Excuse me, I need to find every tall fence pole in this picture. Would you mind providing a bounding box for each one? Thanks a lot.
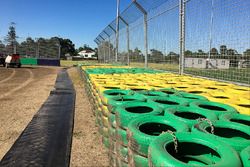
[99,35,105,63]
[127,25,130,66]
[179,0,185,75]
[119,16,130,66]
[115,0,120,63]
[58,43,61,59]
[133,0,148,68]
[108,25,116,63]
[104,31,111,63]
[208,0,214,61]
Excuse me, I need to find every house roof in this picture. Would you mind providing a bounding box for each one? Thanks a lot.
[78,50,95,54]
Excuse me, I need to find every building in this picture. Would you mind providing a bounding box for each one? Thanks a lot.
[184,58,230,69]
[78,50,96,59]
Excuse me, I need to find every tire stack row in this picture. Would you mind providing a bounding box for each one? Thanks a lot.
[82,66,249,115]
[79,65,250,167]
[105,89,250,167]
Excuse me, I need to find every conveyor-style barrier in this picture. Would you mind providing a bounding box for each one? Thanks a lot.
[0,69,75,167]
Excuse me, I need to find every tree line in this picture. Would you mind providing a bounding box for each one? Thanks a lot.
[0,23,96,59]
[98,40,250,63]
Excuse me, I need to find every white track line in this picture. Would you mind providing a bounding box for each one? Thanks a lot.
[0,69,34,99]
[0,69,16,84]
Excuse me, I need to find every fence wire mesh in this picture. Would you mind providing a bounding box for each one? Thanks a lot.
[95,0,250,85]
[184,0,250,84]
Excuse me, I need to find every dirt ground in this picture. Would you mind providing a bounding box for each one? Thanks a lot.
[68,67,109,167]
[0,66,59,159]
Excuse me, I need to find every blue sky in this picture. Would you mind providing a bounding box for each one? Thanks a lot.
[0,0,131,48]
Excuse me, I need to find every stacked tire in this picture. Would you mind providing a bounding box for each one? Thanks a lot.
[80,65,250,167]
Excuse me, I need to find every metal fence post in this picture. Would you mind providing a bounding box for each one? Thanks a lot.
[179,0,185,75]
[104,31,111,63]
[99,35,105,63]
[119,16,130,66]
[109,25,116,63]
[115,0,120,63]
[133,0,148,68]
[127,25,130,66]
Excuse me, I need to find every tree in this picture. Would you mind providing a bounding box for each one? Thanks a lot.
[130,47,143,61]
[150,49,164,63]
[184,50,193,56]
[5,22,18,54]
[210,48,218,56]
[0,40,6,55]
[243,49,250,56]
[227,49,237,56]
[51,37,76,58]
[197,49,205,55]
[83,44,94,51]
[220,45,227,55]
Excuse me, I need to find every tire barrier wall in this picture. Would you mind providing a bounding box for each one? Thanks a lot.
[84,66,249,115]
[80,65,249,167]
[0,69,76,167]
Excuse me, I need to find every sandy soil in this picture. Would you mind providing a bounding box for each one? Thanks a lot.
[0,66,59,159]
[68,67,109,167]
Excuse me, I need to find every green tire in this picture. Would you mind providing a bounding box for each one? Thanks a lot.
[101,89,133,105]
[189,101,238,116]
[240,146,250,167]
[174,92,208,102]
[107,94,146,113]
[109,138,116,154]
[116,142,128,163]
[137,90,168,98]
[102,136,110,149]
[108,125,116,140]
[116,127,128,146]
[128,148,148,167]
[158,88,180,95]
[219,113,250,127]
[115,102,163,130]
[147,96,188,110]
[127,115,189,157]
[108,112,116,128]
[148,132,242,167]
[165,106,218,127]
[192,120,250,152]
[116,156,129,167]
[108,151,116,167]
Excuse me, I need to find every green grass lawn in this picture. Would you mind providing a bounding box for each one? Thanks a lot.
[60,60,98,67]
[184,68,250,84]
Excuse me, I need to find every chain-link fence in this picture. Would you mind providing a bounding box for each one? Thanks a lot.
[95,0,250,85]
[184,0,250,84]
[0,37,60,59]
